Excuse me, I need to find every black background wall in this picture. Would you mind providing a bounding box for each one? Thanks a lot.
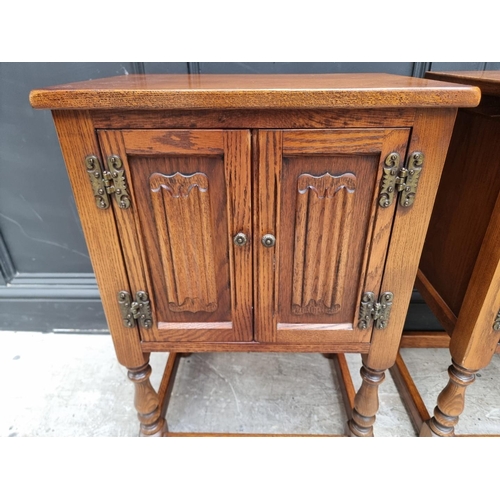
[1,62,499,332]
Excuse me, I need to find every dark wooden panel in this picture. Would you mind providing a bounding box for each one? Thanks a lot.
[419,109,500,316]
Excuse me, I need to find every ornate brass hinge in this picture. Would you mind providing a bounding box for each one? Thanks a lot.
[85,155,131,209]
[358,291,393,330]
[379,152,424,208]
[118,290,153,329]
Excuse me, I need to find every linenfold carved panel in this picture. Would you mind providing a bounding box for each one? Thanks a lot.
[150,172,218,313]
[292,173,356,315]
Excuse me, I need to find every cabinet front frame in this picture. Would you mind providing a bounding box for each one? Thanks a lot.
[77,107,451,354]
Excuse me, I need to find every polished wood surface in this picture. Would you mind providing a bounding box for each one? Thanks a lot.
[427,70,500,97]
[91,108,417,130]
[368,108,457,371]
[128,362,166,436]
[30,73,480,110]
[35,74,472,436]
[331,353,356,420]
[51,110,146,368]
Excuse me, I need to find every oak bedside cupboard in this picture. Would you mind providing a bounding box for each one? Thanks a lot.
[29,74,480,437]
[394,71,500,437]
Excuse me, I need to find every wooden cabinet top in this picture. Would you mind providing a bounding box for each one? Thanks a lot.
[426,70,500,97]
[29,73,480,110]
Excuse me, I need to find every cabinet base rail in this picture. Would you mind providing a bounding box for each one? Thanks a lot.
[152,352,358,437]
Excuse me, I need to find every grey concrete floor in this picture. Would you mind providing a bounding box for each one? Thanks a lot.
[1,331,499,437]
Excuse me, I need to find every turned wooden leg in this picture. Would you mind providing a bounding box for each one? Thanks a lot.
[128,362,166,437]
[422,360,476,437]
[348,362,385,437]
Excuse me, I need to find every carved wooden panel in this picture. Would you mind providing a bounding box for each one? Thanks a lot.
[129,155,231,327]
[149,172,218,313]
[292,172,356,315]
[277,154,376,327]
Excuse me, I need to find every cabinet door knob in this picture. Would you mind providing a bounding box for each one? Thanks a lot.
[261,234,276,248]
[233,232,248,247]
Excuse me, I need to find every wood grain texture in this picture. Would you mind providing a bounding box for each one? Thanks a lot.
[449,189,500,370]
[29,73,481,109]
[283,129,387,154]
[254,130,281,343]
[149,172,218,313]
[91,108,416,130]
[367,108,458,371]
[332,353,355,420]
[400,331,451,348]
[414,270,457,334]
[141,341,371,353]
[120,129,224,155]
[418,108,500,316]
[51,111,145,368]
[426,70,500,97]
[128,362,166,437]
[427,361,476,437]
[158,353,180,425]
[291,173,356,316]
[348,360,385,437]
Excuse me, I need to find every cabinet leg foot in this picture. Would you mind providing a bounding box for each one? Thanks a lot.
[128,362,166,437]
[424,360,476,437]
[347,362,385,437]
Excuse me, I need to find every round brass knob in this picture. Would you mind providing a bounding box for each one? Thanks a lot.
[233,232,248,247]
[261,234,276,248]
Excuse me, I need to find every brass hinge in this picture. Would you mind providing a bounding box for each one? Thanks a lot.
[358,291,393,330]
[85,155,131,210]
[118,290,153,329]
[379,152,424,208]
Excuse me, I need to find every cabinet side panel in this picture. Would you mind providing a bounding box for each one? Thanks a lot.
[51,111,145,367]
[368,108,458,370]
[419,110,500,316]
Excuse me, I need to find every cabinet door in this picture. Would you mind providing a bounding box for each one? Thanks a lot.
[255,129,410,344]
[98,130,252,343]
